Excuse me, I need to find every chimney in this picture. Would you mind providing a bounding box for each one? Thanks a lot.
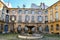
[43,3,45,9]
[40,2,43,6]
[40,2,43,9]
[23,4,26,8]
[17,6,20,8]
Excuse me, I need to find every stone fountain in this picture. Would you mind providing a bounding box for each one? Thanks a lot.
[18,33,43,40]
[18,26,43,40]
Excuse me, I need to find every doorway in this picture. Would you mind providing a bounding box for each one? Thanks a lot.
[4,25,8,33]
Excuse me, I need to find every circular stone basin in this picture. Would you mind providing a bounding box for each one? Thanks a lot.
[18,34,43,39]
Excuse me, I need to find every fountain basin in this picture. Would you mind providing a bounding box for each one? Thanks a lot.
[18,34,43,39]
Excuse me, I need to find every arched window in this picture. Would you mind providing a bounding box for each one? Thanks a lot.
[17,25,21,33]
[45,25,49,32]
[4,24,8,33]
[32,27,35,32]
[24,26,28,33]
[38,26,42,32]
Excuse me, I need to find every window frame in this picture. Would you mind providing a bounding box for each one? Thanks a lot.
[25,15,30,22]
[18,10,22,14]
[25,10,28,14]
[38,16,43,22]
[31,10,35,14]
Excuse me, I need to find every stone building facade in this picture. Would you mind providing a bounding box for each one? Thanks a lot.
[0,0,60,34]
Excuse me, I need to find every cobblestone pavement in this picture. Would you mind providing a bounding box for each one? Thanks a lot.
[0,34,60,40]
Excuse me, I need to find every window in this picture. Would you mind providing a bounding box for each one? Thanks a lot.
[38,16,42,22]
[55,6,58,10]
[50,9,53,13]
[12,10,15,14]
[45,25,49,32]
[25,10,28,14]
[0,24,3,32]
[51,25,53,31]
[31,10,35,14]
[24,26,28,33]
[1,14,4,20]
[45,16,48,21]
[55,12,58,20]
[38,11,42,14]
[5,15,9,23]
[18,10,22,14]
[25,15,30,22]
[56,24,59,30]
[31,16,34,22]
[2,7,5,13]
[18,16,22,23]
[32,27,35,32]
[17,25,21,33]
[45,10,48,14]
[45,16,48,23]
[17,25,21,31]
[24,27,28,31]
[50,15,53,21]
[6,10,9,13]
[38,26,42,32]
